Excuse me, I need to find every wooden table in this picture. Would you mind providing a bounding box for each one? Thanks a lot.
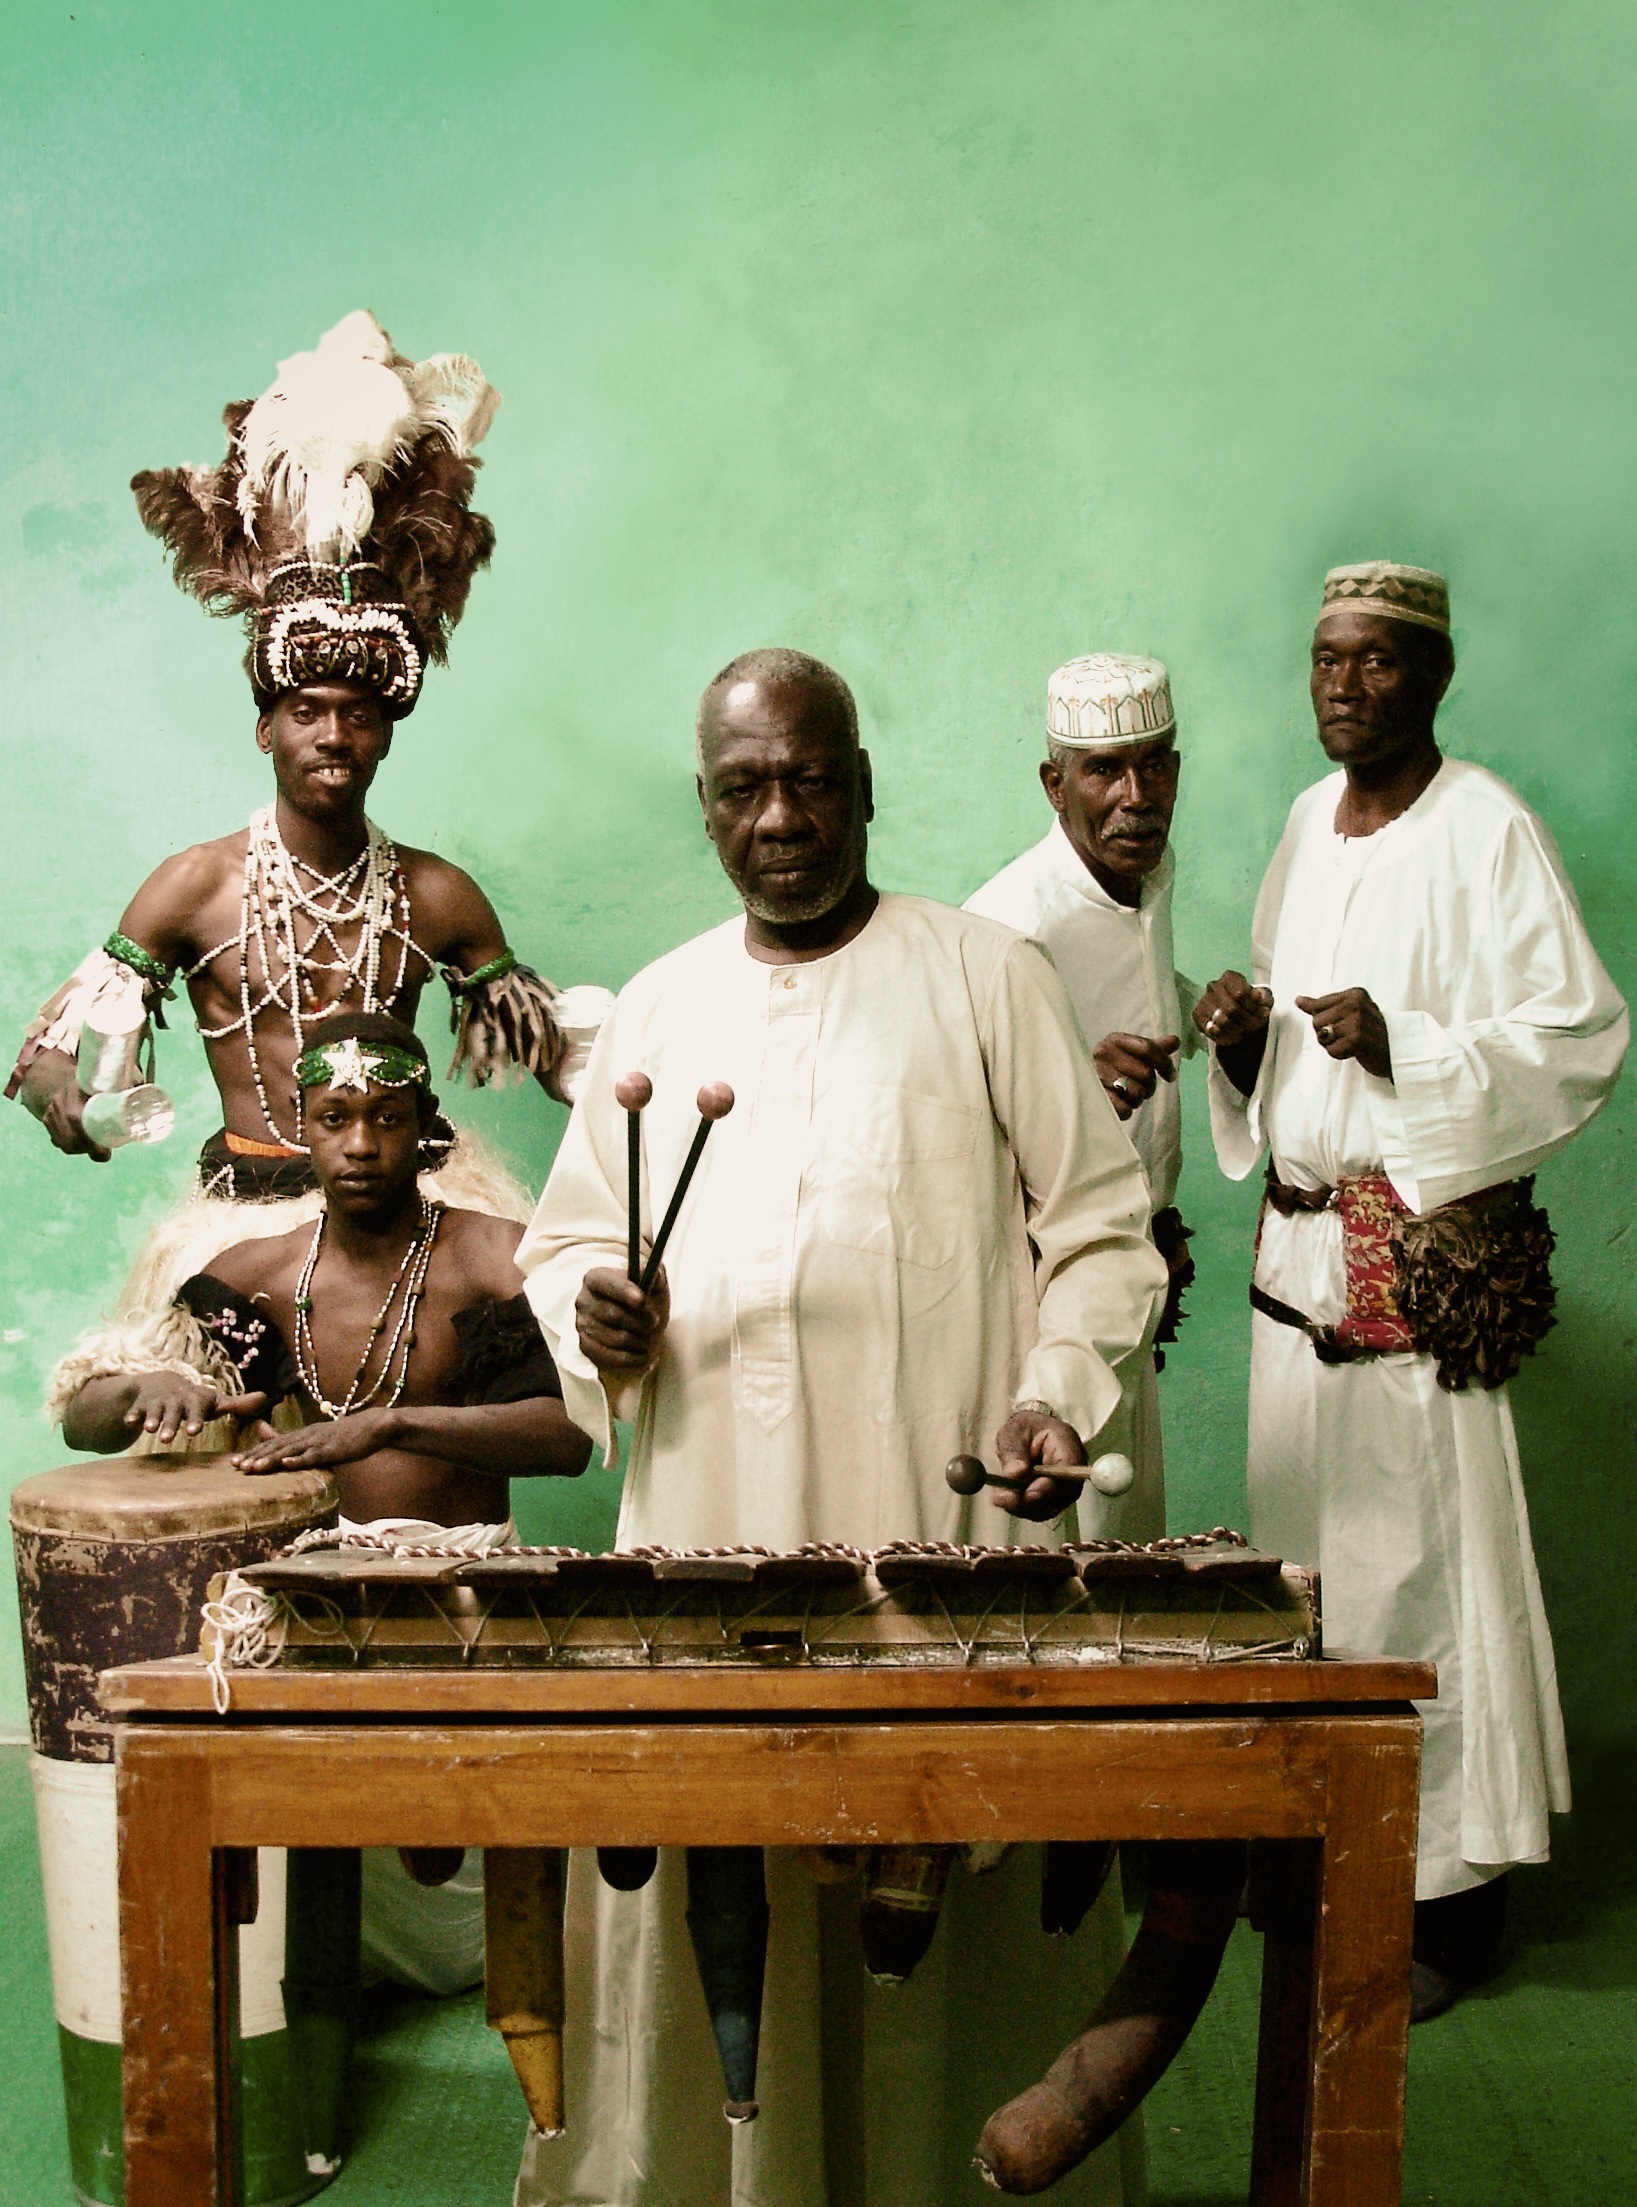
[102,1651,1431,2207]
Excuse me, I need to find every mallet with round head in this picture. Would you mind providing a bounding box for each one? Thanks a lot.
[639,1083,735,1294]
[944,1452,1137,1499]
[614,1070,654,1283]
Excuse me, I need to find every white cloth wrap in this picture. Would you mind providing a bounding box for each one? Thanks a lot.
[1209,757,1627,1897]
[19,946,150,1067]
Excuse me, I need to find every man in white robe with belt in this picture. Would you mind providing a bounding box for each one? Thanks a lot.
[1196,562,1627,2021]
[517,647,1166,2207]
[966,653,1199,1542]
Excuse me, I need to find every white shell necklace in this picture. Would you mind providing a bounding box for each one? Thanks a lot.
[292,1196,445,1419]
[188,807,434,1150]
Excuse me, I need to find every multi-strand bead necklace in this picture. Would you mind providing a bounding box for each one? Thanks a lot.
[292,1196,445,1419]
[188,806,434,1149]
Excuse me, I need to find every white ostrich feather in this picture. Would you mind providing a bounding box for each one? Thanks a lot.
[235,311,499,562]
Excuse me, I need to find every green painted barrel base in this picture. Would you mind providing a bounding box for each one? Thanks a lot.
[57,2023,338,2207]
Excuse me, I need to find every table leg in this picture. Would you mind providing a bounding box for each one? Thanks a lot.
[1251,1722,1419,2207]
[1249,1839,1319,2205]
[119,1744,238,2207]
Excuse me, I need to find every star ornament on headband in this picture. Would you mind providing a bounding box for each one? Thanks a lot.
[294,1037,430,1094]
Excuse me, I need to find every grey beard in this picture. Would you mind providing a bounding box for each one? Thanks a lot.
[729,848,862,927]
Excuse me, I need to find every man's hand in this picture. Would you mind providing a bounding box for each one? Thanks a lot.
[1294,988,1392,1080]
[1193,972,1274,1097]
[990,1405,1087,1523]
[576,1267,671,1376]
[21,1052,110,1162]
[234,1407,396,1474]
[124,1376,271,1447]
[1094,1033,1180,1121]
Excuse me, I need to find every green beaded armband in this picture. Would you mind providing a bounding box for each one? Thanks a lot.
[104,931,175,995]
[446,949,518,995]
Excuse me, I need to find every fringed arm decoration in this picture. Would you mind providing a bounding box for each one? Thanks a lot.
[45,1305,242,1428]
[445,953,574,1101]
[7,939,173,1101]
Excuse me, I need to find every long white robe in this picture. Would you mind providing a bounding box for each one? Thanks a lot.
[965,825,1200,1542]
[517,892,1165,2207]
[1208,758,1627,1899]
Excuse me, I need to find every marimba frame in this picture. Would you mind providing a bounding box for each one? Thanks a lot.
[104,1654,1428,2207]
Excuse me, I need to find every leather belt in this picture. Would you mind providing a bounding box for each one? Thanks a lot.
[1262,1167,1339,1217]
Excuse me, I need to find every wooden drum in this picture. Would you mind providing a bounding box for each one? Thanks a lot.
[11,1456,340,2207]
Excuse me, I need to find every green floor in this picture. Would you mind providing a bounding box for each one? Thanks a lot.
[3,1743,1632,2206]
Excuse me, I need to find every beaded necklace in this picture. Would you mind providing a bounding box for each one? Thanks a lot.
[187,806,435,1149]
[292,1196,444,1419]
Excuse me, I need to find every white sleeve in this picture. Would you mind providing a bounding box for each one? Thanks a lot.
[1373,811,1628,1209]
[982,938,1168,1443]
[1205,828,1290,1182]
[514,1007,636,1467]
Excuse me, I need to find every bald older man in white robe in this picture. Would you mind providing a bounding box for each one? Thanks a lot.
[517,648,1165,2207]
[1197,563,1626,2021]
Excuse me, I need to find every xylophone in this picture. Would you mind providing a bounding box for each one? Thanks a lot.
[204,1529,1319,2182]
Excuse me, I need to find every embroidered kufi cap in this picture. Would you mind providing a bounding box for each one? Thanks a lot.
[1318,562,1450,635]
[1047,654,1175,751]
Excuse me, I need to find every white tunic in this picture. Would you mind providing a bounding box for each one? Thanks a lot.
[517,892,1165,2207]
[965,825,1198,1541]
[965,825,1193,1210]
[1209,758,1627,1898]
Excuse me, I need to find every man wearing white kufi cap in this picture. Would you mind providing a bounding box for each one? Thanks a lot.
[1196,560,1627,2020]
[967,652,1197,1542]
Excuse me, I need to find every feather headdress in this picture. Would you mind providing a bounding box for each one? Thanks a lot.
[132,311,500,716]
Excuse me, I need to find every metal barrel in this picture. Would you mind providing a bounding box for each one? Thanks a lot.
[12,1455,342,2207]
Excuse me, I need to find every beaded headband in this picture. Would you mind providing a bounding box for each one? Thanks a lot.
[294,1037,430,1094]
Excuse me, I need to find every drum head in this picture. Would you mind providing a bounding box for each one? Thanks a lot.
[9,1455,336,1542]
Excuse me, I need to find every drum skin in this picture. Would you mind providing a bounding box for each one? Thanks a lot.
[11,1455,335,1761]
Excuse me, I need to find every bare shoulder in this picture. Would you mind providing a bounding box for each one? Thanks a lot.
[198,1223,309,1298]
[394,841,505,963]
[435,1207,526,1299]
[120,831,250,958]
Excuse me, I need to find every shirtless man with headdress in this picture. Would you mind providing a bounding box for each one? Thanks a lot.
[9,313,609,1309]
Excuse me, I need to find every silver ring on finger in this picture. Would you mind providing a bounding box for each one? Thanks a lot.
[1317,1025,1336,1044]
[1207,1013,1224,1035]
[1112,1076,1136,1100]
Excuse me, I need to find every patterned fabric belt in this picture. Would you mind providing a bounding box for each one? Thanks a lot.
[1253,1166,1558,1391]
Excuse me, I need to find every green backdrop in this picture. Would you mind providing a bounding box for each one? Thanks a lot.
[1,0,1631,1744]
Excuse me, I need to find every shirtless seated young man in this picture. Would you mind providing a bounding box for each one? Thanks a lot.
[58,1009,592,1993]
[62,1009,591,1522]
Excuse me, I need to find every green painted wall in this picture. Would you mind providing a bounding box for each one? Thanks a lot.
[2,1,1631,1741]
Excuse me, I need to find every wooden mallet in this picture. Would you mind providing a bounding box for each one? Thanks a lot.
[638,1082,735,1295]
[945,1451,1137,1498]
[614,1070,653,1283]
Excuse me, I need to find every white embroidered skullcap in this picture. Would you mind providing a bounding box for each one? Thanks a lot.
[1318,562,1450,635]
[1046,654,1175,751]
